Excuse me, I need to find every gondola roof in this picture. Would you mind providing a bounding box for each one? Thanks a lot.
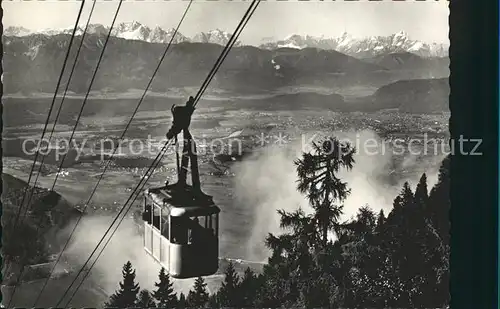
[144,182,219,216]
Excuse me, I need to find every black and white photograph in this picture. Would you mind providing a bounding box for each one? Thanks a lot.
[2,0,451,308]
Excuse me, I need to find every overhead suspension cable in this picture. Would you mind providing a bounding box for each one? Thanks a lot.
[59,1,262,305]
[5,2,86,307]
[24,0,99,219]
[49,0,124,193]
[15,0,122,300]
[62,139,172,307]
[9,0,86,234]
[10,0,98,301]
[55,0,260,306]
[193,0,259,107]
[48,0,193,305]
[54,139,173,307]
[30,0,101,302]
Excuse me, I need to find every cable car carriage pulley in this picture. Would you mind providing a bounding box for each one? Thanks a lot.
[142,96,220,279]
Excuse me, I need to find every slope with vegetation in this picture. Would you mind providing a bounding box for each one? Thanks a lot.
[349,77,449,113]
[2,173,82,284]
[3,33,449,94]
[372,78,449,113]
[105,136,450,308]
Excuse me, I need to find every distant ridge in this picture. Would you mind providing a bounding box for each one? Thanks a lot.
[5,23,448,58]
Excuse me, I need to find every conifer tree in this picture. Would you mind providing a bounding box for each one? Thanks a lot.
[427,156,450,306]
[208,293,220,308]
[386,195,403,225]
[414,173,429,210]
[218,261,241,307]
[393,195,403,209]
[429,155,450,242]
[187,277,209,308]
[153,267,177,308]
[401,182,415,207]
[375,209,385,233]
[239,267,257,307]
[295,137,355,246]
[137,290,156,308]
[355,205,377,235]
[104,261,140,308]
[177,292,187,309]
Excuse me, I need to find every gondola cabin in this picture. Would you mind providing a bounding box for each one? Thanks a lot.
[142,183,220,279]
[143,96,220,279]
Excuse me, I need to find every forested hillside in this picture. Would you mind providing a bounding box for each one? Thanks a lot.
[104,137,450,308]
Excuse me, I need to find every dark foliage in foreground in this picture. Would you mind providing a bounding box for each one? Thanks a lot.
[105,261,140,308]
[105,138,450,308]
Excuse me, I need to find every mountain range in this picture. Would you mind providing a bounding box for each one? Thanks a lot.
[260,31,448,58]
[5,22,448,58]
[3,29,449,95]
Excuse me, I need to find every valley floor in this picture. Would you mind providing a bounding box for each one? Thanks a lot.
[2,97,449,307]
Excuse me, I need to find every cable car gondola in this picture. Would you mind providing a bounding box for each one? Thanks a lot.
[142,97,220,279]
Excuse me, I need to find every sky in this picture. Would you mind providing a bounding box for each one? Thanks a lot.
[3,1,449,45]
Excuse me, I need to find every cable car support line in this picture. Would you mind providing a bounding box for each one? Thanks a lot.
[193,0,259,107]
[63,139,173,308]
[11,1,99,303]
[49,0,124,192]
[25,0,99,218]
[10,0,86,235]
[55,0,261,306]
[5,2,87,307]
[27,1,123,301]
[34,0,193,306]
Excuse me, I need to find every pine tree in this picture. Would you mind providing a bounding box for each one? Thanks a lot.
[414,173,429,210]
[218,261,241,307]
[429,156,450,243]
[186,277,209,308]
[375,209,386,233]
[386,183,414,227]
[177,292,187,309]
[387,180,441,307]
[386,195,403,225]
[295,137,355,246]
[354,205,377,235]
[420,156,450,307]
[137,290,156,308]
[239,267,257,307]
[104,261,140,308]
[208,293,220,308]
[238,146,451,308]
[393,195,403,209]
[153,267,177,308]
[255,136,356,308]
[400,182,415,207]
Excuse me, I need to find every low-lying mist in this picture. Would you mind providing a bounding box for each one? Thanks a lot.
[61,129,445,299]
[62,216,202,298]
[233,129,445,262]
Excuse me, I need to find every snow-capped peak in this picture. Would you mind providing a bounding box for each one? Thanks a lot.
[277,34,332,50]
[192,29,240,46]
[262,31,448,58]
[3,23,448,57]
[86,24,108,35]
[209,28,227,34]
[117,21,143,31]
[394,30,409,38]
[4,26,32,37]
[283,33,301,41]
[112,21,150,41]
[149,27,188,44]
[339,31,351,39]
[130,21,141,28]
